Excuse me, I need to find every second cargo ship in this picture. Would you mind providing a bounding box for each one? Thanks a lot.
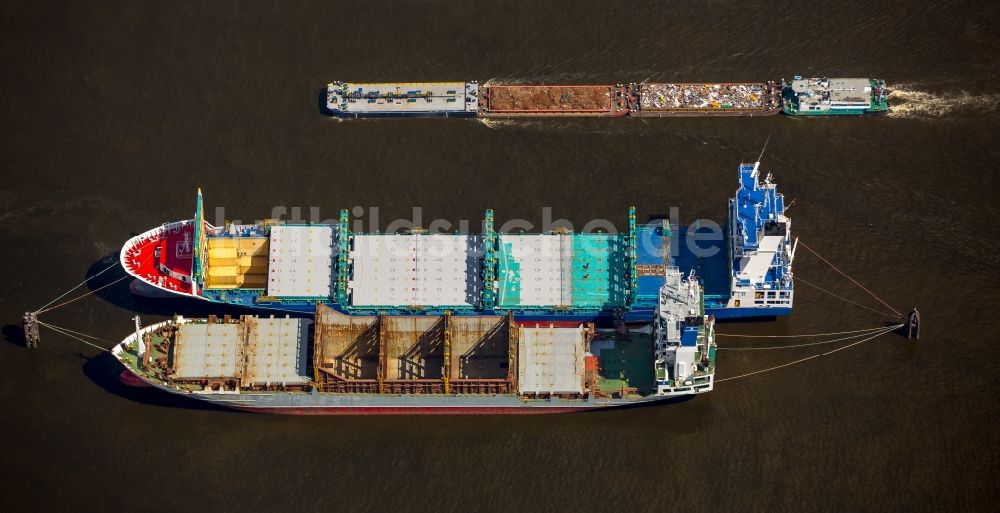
[120,162,795,323]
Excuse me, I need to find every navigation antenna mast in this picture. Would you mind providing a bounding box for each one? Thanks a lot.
[133,315,145,368]
[757,131,773,164]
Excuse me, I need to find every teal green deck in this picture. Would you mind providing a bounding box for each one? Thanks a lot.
[571,235,628,308]
[497,233,628,309]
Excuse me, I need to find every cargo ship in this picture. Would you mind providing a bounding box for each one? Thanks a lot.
[111,265,717,414]
[781,77,889,116]
[324,77,884,118]
[120,162,794,323]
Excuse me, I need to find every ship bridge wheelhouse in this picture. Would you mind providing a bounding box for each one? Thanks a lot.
[654,268,715,395]
[725,162,795,311]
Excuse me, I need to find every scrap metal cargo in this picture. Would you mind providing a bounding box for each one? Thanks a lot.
[481,84,629,117]
[632,82,782,116]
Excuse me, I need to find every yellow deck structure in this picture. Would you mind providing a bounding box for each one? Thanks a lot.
[204,237,269,289]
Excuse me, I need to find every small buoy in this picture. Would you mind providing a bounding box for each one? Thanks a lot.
[22,311,39,349]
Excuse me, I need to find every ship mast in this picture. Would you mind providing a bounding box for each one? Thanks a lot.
[133,315,145,368]
[191,188,204,296]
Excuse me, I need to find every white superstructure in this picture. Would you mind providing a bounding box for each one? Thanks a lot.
[654,268,715,396]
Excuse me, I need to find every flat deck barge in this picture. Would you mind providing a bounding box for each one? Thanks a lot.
[479,84,629,117]
[325,81,479,118]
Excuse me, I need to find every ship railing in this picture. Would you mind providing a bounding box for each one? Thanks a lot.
[316,376,512,395]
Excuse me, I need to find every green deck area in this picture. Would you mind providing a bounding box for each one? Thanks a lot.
[570,234,627,307]
[497,241,521,306]
[118,333,171,379]
[782,78,889,116]
[497,233,627,308]
[595,333,654,395]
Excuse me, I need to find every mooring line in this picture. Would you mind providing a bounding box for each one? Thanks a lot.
[715,325,899,383]
[717,324,902,351]
[36,321,111,342]
[37,321,112,353]
[717,325,890,338]
[794,276,899,318]
[34,260,120,312]
[36,276,129,314]
[797,240,903,317]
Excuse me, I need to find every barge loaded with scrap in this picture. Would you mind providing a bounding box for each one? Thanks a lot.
[324,77,886,117]
[112,266,716,414]
[120,162,794,323]
[631,82,781,117]
[480,84,630,117]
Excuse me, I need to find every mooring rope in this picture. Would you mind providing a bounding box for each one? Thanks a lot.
[717,324,902,350]
[36,321,112,342]
[36,276,129,315]
[715,324,899,383]
[34,260,121,312]
[37,321,112,353]
[717,325,891,338]
[794,276,899,318]
[797,240,903,318]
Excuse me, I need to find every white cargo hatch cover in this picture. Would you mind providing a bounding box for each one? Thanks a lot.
[349,234,482,307]
[267,225,335,297]
[517,324,586,395]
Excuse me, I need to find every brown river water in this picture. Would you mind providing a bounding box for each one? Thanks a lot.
[2,1,999,511]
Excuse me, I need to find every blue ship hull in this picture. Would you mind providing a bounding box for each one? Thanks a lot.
[225,300,658,326]
[190,213,792,324]
[200,295,785,325]
[709,306,792,320]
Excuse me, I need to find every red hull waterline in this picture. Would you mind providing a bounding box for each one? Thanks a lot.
[227,405,599,415]
[119,370,152,387]
[121,370,604,414]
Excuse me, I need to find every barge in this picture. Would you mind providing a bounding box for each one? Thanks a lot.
[324,81,479,118]
[111,265,717,414]
[631,82,781,117]
[120,162,794,322]
[323,77,887,118]
[478,84,629,117]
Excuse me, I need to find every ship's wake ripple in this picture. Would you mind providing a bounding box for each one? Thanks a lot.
[476,117,640,136]
[888,86,1000,118]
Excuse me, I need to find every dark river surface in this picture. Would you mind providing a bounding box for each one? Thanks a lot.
[2,1,999,511]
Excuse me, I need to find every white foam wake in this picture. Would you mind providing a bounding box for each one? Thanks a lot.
[888,86,1000,118]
